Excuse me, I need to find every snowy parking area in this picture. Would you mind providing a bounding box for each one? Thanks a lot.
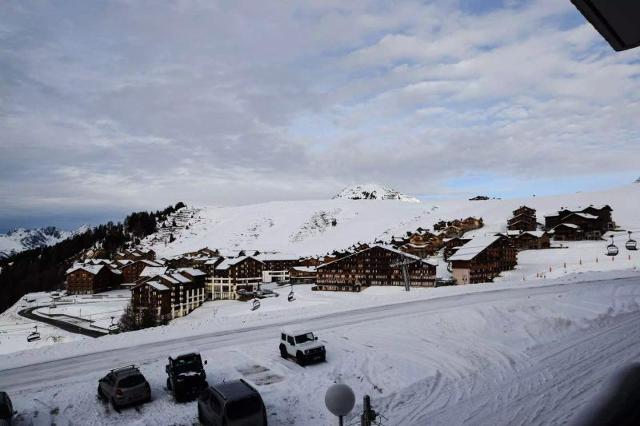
[1,270,640,425]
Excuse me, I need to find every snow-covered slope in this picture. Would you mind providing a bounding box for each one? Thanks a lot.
[142,184,640,258]
[333,184,421,203]
[0,226,85,258]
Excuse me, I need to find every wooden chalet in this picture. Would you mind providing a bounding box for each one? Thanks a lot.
[209,256,264,300]
[315,245,437,292]
[114,248,156,261]
[132,268,207,322]
[120,259,164,284]
[256,254,302,283]
[502,231,551,250]
[443,237,471,260]
[545,205,615,240]
[449,235,517,284]
[66,264,119,294]
[551,223,583,241]
[507,206,537,232]
[289,266,317,284]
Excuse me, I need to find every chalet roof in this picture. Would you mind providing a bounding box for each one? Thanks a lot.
[572,213,599,220]
[66,264,105,275]
[140,266,168,277]
[215,256,262,271]
[553,223,580,230]
[138,259,162,267]
[204,257,222,265]
[317,245,436,269]
[177,267,206,277]
[158,274,179,284]
[520,231,547,238]
[448,235,503,261]
[291,266,316,273]
[146,281,170,291]
[256,253,300,262]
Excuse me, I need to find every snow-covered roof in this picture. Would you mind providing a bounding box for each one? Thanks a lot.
[204,257,221,265]
[256,253,300,261]
[553,223,580,230]
[157,274,179,284]
[318,245,436,268]
[177,267,206,277]
[140,266,168,277]
[170,273,192,283]
[573,213,599,220]
[448,235,502,261]
[291,266,316,273]
[215,256,262,271]
[521,231,547,238]
[66,264,105,275]
[146,281,170,291]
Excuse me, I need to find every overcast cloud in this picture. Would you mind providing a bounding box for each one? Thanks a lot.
[1,0,639,230]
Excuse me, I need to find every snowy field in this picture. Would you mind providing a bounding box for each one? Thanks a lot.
[1,270,640,425]
[142,184,640,258]
[0,291,130,355]
[1,184,639,425]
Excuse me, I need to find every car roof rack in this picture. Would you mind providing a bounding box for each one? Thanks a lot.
[110,364,138,373]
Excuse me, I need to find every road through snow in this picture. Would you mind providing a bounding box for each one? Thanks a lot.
[1,275,640,425]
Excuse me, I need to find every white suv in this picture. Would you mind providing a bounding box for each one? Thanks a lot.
[279,328,326,365]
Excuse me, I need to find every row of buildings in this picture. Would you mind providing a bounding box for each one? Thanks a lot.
[544,205,614,240]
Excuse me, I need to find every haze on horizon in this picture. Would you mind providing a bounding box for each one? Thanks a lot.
[2,0,639,232]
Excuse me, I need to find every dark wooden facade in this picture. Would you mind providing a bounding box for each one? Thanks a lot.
[545,205,614,240]
[316,246,436,292]
[289,266,317,284]
[443,237,471,261]
[66,265,116,294]
[507,206,537,232]
[450,236,517,284]
[506,231,551,250]
[551,223,583,241]
[132,269,207,322]
[120,259,162,284]
[210,256,264,300]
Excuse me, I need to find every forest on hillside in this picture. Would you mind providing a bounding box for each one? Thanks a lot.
[0,202,185,313]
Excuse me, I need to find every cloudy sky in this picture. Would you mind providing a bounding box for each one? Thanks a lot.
[1,0,639,231]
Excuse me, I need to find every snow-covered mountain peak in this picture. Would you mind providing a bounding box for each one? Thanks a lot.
[333,184,420,203]
[0,226,83,258]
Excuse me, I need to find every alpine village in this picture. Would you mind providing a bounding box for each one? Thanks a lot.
[57,201,618,329]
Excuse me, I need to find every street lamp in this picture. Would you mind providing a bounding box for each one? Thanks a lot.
[325,383,356,426]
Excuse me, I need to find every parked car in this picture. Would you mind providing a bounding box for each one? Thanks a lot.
[166,353,208,401]
[97,365,151,410]
[0,392,15,426]
[198,379,267,426]
[279,328,326,366]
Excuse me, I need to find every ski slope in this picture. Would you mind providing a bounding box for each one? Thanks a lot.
[1,271,640,425]
[142,184,640,258]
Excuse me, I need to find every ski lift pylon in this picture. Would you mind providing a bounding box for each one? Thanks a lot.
[27,325,41,342]
[626,231,637,251]
[606,235,619,257]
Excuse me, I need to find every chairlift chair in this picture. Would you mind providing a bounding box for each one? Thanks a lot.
[626,231,638,251]
[251,298,261,311]
[27,325,41,342]
[108,316,119,334]
[606,236,619,257]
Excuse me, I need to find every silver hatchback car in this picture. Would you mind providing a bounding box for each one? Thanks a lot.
[97,365,151,410]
